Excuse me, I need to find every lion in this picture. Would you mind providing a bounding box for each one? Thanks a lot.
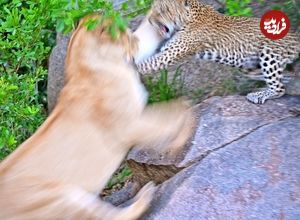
[0,14,193,220]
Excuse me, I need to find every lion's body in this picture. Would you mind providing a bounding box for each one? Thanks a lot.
[0,14,192,219]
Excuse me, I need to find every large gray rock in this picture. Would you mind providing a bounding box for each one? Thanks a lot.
[142,115,300,220]
[101,96,300,217]
[127,96,300,185]
[124,96,300,219]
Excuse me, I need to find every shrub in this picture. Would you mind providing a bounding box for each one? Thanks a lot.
[0,0,55,160]
[0,70,47,159]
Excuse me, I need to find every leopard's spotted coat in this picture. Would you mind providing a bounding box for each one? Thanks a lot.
[138,0,300,104]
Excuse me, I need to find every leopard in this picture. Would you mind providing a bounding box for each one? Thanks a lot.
[135,0,300,104]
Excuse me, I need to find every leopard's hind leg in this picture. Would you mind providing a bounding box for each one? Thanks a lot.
[246,48,286,104]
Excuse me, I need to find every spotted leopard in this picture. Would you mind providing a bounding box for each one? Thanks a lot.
[136,0,300,104]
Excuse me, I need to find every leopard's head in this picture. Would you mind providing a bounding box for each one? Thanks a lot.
[147,0,197,39]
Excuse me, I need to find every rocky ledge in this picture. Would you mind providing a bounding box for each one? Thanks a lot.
[122,95,300,220]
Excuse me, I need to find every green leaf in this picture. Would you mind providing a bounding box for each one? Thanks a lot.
[56,20,65,33]
[84,18,100,31]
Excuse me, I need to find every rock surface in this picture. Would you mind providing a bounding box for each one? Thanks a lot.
[126,95,300,220]
[47,33,70,112]
[127,96,300,180]
[142,116,300,220]
[103,181,140,206]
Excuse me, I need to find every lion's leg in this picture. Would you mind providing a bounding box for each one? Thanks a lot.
[130,99,194,154]
[9,180,155,220]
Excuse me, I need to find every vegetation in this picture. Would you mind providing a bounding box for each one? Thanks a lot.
[145,69,184,104]
[0,71,46,159]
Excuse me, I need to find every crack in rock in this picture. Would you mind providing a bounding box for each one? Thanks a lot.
[184,113,299,168]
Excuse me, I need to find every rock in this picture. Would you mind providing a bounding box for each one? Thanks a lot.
[142,115,300,219]
[102,181,140,206]
[127,95,300,185]
[199,0,224,10]
[126,95,300,219]
[47,33,71,113]
[178,95,300,167]
[286,76,300,96]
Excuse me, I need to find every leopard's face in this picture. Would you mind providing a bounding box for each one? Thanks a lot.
[148,0,192,39]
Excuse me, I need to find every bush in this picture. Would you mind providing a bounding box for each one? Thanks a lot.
[0,70,47,159]
[0,0,55,160]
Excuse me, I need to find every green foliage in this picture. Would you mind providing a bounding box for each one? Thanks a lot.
[51,0,152,34]
[0,0,154,80]
[119,0,153,18]
[145,69,184,104]
[0,1,54,76]
[224,0,299,29]
[0,0,54,160]
[225,0,253,16]
[0,70,47,160]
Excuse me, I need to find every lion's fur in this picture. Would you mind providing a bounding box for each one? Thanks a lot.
[0,14,193,219]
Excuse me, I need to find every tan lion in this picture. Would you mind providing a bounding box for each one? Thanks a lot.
[0,14,193,220]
